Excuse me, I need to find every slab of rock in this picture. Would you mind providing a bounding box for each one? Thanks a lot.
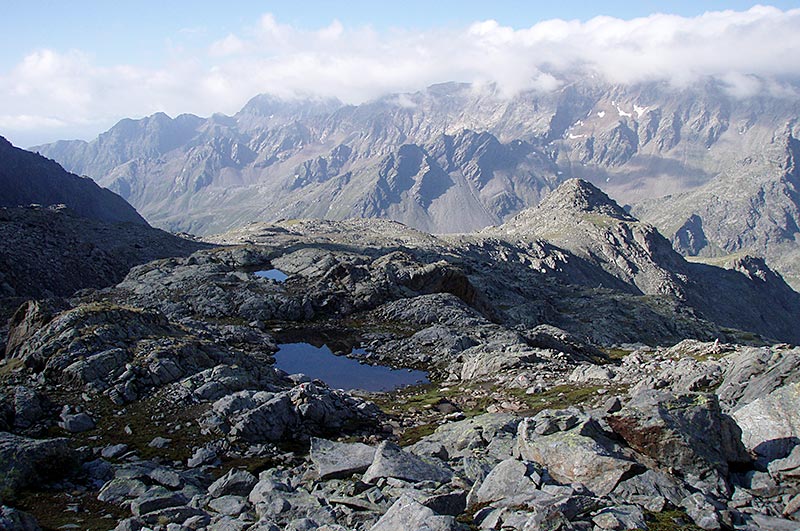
[680,493,722,531]
[130,489,188,516]
[716,346,800,411]
[208,469,258,498]
[611,469,689,510]
[309,438,376,480]
[97,478,149,504]
[362,441,452,484]
[592,505,646,530]
[407,413,519,461]
[0,505,41,531]
[228,395,299,442]
[148,437,172,448]
[148,468,183,489]
[0,432,77,497]
[607,390,748,496]
[369,495,461,531]
[187,446,218,468]
[769,445,800,478]
[469,458,542,507]
[208,495,248,516]
[515,409,636,496]
[101,443,129,459]
[11,386,45,430]
[732,382,800,461]
[59,411,95,433]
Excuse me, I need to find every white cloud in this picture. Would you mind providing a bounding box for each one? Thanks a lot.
[2,6,800,146]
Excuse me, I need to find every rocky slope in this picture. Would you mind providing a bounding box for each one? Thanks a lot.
[0,206,207,301]
[633,131,800,289]
[487,179,800,344]
[0,136,146,225]
[1,179,800,530]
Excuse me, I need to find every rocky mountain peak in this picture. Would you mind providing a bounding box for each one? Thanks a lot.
[537,179,635,221]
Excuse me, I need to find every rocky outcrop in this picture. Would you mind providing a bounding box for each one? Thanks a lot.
[202,383,382,443]
[607,390,749,497]
[515,409,637,496]
[0,433,78,500]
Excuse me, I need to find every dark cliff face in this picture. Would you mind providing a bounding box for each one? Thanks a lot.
[0,136,147,226]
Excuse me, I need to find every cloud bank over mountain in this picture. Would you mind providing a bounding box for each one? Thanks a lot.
[2,5,800,145]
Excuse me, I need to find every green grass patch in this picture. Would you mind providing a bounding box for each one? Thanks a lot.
[601,348,632,362]
[15,489,127,531]
[644,509,703,530]
[399,423,439,446]
[508,384,610,415]
[0,358,24,378]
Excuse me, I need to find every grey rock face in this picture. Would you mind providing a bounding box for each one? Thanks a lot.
[362,441,453,484]
[592,505,646,530]
[607,390,749,496]
[130,490,188,516]
[732,382,800,461]
[469,458,543,507]
[0,506,41,531]
[98,478,149,504]
[407,414,520,461]
[369,494,463,531]
[205,383,380,443]
[207,469,258,498]
[309,438,376,480]
[515,409,636,496]
[0,432,77,500]
[716,346,800,411]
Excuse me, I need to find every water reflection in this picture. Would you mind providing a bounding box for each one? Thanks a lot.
[255,269,288,282]
[274,342,428,392]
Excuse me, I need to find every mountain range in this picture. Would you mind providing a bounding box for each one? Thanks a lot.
[33,79,800,288]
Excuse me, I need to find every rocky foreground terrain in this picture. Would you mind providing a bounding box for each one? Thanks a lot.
[1,180,800,530]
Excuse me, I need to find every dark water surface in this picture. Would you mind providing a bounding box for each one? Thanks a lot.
[274,342,428,392]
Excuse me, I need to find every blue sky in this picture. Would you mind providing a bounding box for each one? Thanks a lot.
[2,2,800,146]
[4,1,799,70]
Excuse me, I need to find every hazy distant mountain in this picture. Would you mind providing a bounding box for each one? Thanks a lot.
[34,79,800,283]
[632,131,800,288]
[0,135,146,225]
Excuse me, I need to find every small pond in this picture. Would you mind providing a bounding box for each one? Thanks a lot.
[254,269,288,282]
[274,342,428,392]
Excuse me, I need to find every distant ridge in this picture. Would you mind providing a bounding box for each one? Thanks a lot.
[0,135,147,225]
